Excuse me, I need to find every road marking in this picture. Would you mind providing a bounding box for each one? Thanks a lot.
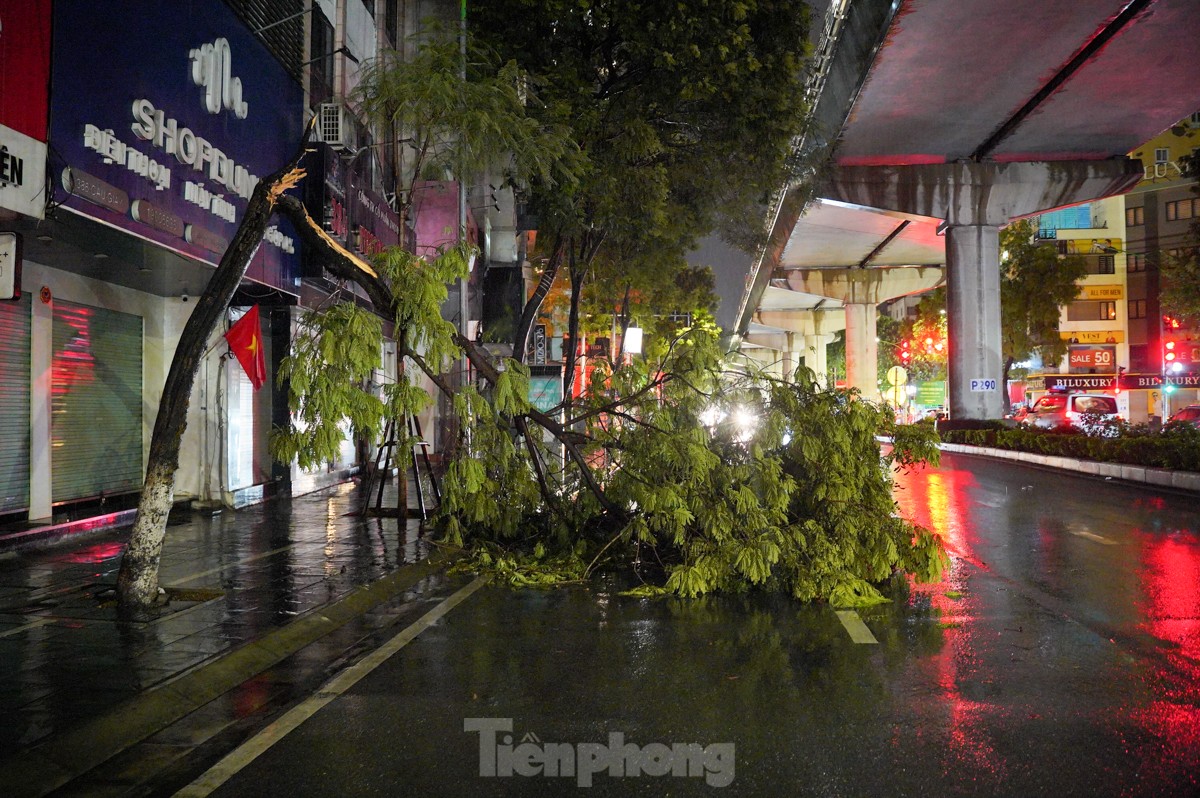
[0,617,52,639]
[173,575,488,798]
[835,610,879,644]
[1069,530,1118,545]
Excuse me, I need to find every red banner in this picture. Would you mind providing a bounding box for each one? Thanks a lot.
[0,0,51,140]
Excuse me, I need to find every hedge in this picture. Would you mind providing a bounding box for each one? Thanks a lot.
[936,423,1200,472]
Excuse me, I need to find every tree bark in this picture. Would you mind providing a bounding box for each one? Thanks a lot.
[116,125,313,612]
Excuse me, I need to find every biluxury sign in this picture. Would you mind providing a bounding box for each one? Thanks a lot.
[49,1,304,289]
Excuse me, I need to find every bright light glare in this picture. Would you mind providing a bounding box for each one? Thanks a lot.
[625,326,643,354]
[731,407,759,443]
[699,405,724,428]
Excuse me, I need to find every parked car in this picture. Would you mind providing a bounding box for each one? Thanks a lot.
[1166,405,1200,429]
[1022,392,1120,432]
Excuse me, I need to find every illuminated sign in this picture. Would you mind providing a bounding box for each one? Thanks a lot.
[1080,284,1123,301]
[1069,345,1115,370]
[50,0,303,290]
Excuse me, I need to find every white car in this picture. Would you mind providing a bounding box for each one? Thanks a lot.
[1022,393,1120,432]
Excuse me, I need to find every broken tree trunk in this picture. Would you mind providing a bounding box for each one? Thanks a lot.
[116,125,312,612]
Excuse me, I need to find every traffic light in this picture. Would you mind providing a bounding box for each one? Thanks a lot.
[899,340,911,364]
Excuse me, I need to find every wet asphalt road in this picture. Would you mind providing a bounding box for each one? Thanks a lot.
[187,452,1200,797]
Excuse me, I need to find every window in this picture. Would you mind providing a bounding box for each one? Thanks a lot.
[1128,253,1146,273]
[1068,300,1118,322]
[309,9,335,106]
[1166,198,1197,222]
[1128,299,1146,319]
[1126,206,1144,227]
[1096,255,1115,274]
[1155,147,1170,164]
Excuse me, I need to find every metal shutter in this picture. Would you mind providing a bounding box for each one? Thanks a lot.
[51,301,143,502]
[0,295,31,512]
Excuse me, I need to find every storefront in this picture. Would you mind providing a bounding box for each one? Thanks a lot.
[9,0,308,517]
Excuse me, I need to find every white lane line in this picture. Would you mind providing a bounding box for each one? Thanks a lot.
[167,545,298,585]
[835,610,879,644]
[1069,530,1118,545]
[173,575,489,798]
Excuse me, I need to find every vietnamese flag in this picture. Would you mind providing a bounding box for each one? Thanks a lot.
[225,305,267,390]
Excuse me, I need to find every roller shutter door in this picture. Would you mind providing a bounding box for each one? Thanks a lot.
[51,301,143,502]
[0,295,31,512]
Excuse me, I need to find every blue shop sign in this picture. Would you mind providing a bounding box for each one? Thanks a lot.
[50,1,304,291]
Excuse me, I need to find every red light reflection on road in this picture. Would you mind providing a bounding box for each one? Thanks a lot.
[1129,531,1200,786]
[54,541,124,564]
[894,465,978,560]
[895,463,1004,780]
[1138,533,1200,677]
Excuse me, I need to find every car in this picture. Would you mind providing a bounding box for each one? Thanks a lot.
[1022,392,1120,432]
[1167,405,1200,429]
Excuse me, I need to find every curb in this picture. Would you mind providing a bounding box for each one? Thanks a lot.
[0,551,458,798]
[938,442,1200,494]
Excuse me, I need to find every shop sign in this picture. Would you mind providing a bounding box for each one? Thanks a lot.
[1069,345,1116,371]
[49,0,304,289]
[1060,329,1124,344]
[1058,238,1122,255]
[1079,285,1123,301]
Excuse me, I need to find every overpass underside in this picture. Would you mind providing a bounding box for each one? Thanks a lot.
[737,0,1200,418]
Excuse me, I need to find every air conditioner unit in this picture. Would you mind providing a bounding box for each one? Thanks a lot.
[316,103,352,152]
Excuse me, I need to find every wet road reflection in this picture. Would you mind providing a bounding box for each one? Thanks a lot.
[201,454,1200,797]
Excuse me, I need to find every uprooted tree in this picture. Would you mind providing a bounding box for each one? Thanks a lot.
[117,16,948,612]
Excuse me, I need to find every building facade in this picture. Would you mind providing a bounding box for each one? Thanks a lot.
[0,0,489,527]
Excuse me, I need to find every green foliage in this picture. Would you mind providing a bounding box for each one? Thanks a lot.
[271,303,386,470]
[471,0,813,310]
[1000,219,1087,377]
[448,325,947,606]
[1162,154,1200,324]
[938,423,1200,472]
[271,245,471,471]
[448,543,587,588]
[353,31,580,226]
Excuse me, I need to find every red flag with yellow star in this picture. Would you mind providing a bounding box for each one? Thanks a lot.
[225,305,267,390]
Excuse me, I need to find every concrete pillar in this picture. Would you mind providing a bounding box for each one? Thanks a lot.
[831,159,1142,419]
[844,302,878,400]
[782,333,796,383]
[945,224,1004,419]
[804,333,829,386]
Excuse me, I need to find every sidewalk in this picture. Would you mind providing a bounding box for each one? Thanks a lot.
[0,479,454,797]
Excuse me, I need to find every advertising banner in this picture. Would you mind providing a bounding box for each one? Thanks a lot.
[49,0,304,290]
[1068,345,1116,371]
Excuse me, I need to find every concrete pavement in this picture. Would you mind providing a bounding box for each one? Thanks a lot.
[0,480,459,797]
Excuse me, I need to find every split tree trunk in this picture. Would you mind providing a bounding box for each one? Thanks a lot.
[116,128,312,612]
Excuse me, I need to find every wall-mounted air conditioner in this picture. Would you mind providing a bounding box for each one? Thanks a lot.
[316,103,353,152]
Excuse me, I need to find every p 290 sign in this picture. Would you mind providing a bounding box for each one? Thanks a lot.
[969,379,997,392]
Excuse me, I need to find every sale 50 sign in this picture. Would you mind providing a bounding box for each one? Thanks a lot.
[1069,345,1116,371]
